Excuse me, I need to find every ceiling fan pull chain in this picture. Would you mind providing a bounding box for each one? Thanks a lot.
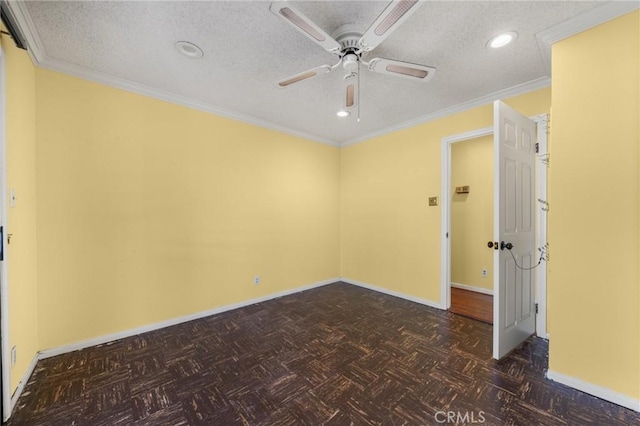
[269,1,435,114]
[357,59,361,122]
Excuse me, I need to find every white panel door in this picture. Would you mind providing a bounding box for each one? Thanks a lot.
[493,101,536,360]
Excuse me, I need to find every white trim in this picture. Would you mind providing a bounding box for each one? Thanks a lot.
[6,0,550,149]
[39,278,338,359]
[342,78,550,147]
[450,282,493,296]
[3,1,43,69]
[535,1,640,75]
[440,115,548,334]
[7,1,638,149]
[36,57,340,147]
[342,278,444,310]
[546,370,640,413]
[9,352,37,413]
[3,2,338,148]
[534,114,549,339]
[0,46,11,423]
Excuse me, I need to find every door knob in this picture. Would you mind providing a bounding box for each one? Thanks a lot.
[487,241,494,248]
[487,241,499,250]
[500,241,514,251]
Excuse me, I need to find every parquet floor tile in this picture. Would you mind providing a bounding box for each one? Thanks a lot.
[6,282,640,425]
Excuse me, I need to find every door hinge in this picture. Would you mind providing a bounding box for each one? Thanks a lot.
[535,303,539,314]
[0,226,3,261]
[535,143,539,153]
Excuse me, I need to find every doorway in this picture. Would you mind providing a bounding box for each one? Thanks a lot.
[440,112,549,340]
[449,134,494,324]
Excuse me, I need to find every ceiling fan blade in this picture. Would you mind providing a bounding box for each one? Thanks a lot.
[358,0,423,52]
[344,74,358,110]
[277,65,333,88]
[368,58,436,82]
[270,2,341,54]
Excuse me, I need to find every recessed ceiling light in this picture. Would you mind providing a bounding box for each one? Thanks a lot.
[175,41,203,59]
[487,31,518,49]
[337,110,350,117]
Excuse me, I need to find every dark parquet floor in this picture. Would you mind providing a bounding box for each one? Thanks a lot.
[6,282,640,425]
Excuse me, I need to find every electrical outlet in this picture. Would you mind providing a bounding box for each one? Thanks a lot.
[481,269,488,278]
[11,346,16,367]
[428,196,439,206]
[254,275,260,286]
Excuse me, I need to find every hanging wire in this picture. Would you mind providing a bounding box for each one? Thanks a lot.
[537,153,550,167]
[506,243,549,270]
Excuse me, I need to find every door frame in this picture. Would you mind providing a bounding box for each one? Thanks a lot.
[440,113,548,338]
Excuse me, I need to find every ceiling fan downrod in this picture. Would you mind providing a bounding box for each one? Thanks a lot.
[270,1,436,116]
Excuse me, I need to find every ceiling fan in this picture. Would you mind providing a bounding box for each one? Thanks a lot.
[270,0,436,117]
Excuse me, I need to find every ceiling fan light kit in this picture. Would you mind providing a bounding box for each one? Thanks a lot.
[270,0,436,118]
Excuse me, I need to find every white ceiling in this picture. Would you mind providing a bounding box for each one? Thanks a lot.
[7,1,637,145]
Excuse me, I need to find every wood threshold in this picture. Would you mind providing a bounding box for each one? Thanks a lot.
[450,286,493,324]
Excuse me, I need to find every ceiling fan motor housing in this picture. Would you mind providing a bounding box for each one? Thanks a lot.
[332,24,363,54]
[270,1,435,111]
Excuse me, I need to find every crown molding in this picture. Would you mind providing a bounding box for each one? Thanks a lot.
[37,56,341,147]
[4,1,43,66]
[343,0,640,147]
[6,1,638,149]
[535,1,640,75]
[341,76,551,147]
[4,1,340,147]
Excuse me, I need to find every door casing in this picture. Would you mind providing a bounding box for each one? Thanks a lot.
[440,113,549,338]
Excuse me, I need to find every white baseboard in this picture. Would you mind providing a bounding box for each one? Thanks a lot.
[450,282,493,296]
[39,277,339,359]
[9,352,39,415]
[546,370,640,412]
[9,279,639,418]
[342,278,444,310]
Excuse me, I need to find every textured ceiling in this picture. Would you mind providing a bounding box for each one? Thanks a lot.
[10,1,629,144]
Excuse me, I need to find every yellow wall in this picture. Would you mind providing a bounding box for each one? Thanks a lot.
[548,11,639,399]
[451,135,493,290]
[1,34,40,394]
[35,69,340,349]
[4,7,638,409]
[340,88,550,302]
